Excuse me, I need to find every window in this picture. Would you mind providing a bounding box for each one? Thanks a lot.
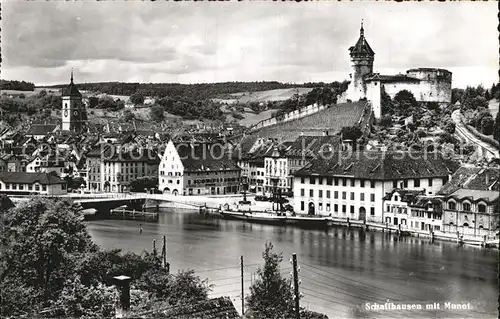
[394,196,399,201]
[309,189,314,197]
[342,178,347,186]
[319,190,323,198]
[360,193,365,201]
[370,207,375,216]
[319,203,323,211]
[370,180,375,188]
[370,194,375,202]
[478,204,486,213]
[334,178,339,186]
[342,205,346,213]
[350,192,354,200]
[300,189,305,197]
[188,180,191,185]
[342,192,346,200]
[350,206,355,214]
[42,185,47,191]
[326,203,331,212]
[360,179,365,188]
[428,178,433,187]
[12,184,17,190]
[403,180,408,188]
[334,191,338,199]
[301,177,305,184]
[326,177,332,185]
[334,204,338,212]
[310,177,315,184]
[301,201,305,211]
[448,201,456,210]
[393,180,397,188]
[318,178,323,185]
[326,190,331,199]
[386,205,390,212]
[350,179,355,187]
[463,202,471,212]
[19,184,24,190]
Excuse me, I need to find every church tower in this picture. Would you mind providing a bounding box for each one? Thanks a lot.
[348,21,375,101]
[61,70,87,132]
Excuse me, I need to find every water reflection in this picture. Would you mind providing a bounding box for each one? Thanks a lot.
[87,209,498,319]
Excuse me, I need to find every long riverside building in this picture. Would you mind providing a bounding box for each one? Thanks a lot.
[292,151,459,223]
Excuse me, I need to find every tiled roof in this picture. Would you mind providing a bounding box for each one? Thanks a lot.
[293,151,459,180]
[131,297,240,319]
[61,79,82,97]
[27,124,58,136]
[0,172,65,185]
[365,74,420,83]
[438,166,500,195]
[286,135,341,158]
[349,25,375,57]
[383,189,424,201]
[447,189,499,203]
[175,142,241,172]
[86,145,159,163]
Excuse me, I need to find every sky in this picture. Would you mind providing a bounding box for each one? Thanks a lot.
[1,1,498,88]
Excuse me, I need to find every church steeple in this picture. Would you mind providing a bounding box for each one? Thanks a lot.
[70,68,74,84]
[360,20,364,37]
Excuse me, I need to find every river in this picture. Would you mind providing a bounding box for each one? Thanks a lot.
[86,208,498,319]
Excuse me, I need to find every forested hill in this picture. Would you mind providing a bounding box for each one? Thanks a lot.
[42,81,339,101]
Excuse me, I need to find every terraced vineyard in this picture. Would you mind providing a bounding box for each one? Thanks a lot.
[253,102,369,141]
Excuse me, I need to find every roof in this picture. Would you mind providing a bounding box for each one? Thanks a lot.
[293,151,459,180]
[407,68,452,74]
[175,142,241,172]
[61,73,82,97]
[349,24,375,57]
[86,145,159,164]
[130,297,240,319]
[383,188,425,201]
[0,172,65,185]
[286,135,341,158]
[438,166,500,195]
[26,124,58,136]
[447,189,499,203]
[365,74,420,83]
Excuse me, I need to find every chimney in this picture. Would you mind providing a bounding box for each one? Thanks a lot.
[113,275,132,318]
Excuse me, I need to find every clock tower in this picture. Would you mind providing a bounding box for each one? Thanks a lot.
[61,70,87,132]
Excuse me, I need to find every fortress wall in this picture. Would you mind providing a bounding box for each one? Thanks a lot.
[406,69,452,103]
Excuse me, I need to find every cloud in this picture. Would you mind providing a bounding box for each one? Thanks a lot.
[1,1,497,87]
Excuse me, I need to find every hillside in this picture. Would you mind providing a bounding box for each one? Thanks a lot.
[213,87,314,104]
[252,102,369,142]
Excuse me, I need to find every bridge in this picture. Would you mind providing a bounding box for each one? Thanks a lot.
[452,110,499,161]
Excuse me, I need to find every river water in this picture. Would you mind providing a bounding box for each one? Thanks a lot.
[86,208,498,319]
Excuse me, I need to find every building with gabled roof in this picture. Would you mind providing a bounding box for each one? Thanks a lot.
[26,124,59,140]
[159,139,241,196]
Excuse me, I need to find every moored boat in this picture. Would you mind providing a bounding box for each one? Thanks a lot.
[285,215,332,228]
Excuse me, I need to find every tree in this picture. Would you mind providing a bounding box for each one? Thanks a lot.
[444,122,456,134]
[130,176,158,192]
[493,111,500,142]
[150,105,165,122]
[481,116,495,135]
[393,90,419,117]
[245,242,294,319]
[0,198,97,314]
[340,126,363,141]
[130,92,145,105]
[381,88,395,115]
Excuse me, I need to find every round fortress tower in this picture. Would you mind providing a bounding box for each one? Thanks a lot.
[405,68,452,103]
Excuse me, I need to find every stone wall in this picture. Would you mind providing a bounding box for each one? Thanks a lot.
[250,103,328,132]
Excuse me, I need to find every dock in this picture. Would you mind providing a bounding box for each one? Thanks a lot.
[109,208,159,222]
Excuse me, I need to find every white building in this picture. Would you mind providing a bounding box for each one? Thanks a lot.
[159,139,241,196]
[0,172,67,195]
[292,151,459,222]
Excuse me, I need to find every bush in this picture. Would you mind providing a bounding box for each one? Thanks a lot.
[150,105,165,122]
[231,111,245,120]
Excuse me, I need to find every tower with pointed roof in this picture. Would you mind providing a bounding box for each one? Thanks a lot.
[347,21,375,102]
[61,70,87,132]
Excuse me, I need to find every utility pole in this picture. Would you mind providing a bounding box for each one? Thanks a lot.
[240,255,245,317]
[292,253,300,319]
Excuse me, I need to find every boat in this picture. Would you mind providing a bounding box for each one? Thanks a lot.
[220,210,287,225]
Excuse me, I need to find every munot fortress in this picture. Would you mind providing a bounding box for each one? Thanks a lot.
[339,22,453,119]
